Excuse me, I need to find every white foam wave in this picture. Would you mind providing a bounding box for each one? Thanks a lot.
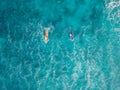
[105,0,120,21]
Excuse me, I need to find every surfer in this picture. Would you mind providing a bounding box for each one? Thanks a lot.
[68,29,74,40]
[44,27,50,43]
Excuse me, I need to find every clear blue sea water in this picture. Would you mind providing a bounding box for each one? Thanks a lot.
[0,0,120,90]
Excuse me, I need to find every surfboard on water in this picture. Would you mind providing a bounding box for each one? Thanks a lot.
[44,27,50,43]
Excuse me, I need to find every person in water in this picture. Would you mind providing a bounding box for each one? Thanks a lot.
[44,27,50,43]
[68,30,74,40]
[44,29,48,41]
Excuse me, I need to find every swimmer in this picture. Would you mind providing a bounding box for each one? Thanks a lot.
[44,27,50,43]
[68,30,74,40]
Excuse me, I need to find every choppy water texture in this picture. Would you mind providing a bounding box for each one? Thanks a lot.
[0,0,120,90]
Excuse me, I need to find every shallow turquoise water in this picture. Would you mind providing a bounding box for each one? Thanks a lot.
[0,0,120,90]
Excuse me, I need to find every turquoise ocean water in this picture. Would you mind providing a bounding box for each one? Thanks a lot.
[0,0,120,90]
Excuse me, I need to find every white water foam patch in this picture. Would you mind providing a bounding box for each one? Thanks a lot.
[105,0,120,29]
[82,38,110,90]
[85,59,106,89]
[72,61,82,84]
[66,40,86,89]
[106,32,120,89]
[106,0,120,11]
